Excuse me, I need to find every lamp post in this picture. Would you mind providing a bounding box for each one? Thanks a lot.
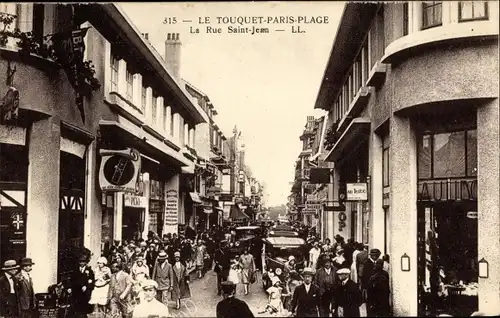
[401,253,411,272]
[478,258,489,278]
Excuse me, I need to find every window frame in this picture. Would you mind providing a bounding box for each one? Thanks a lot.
[421,1,443,30]
[110,55,119,93]
[458,1,489,22]
[403,2,409,36]
[151,94,157,125]
[141,86,147,113]
[125,69,134,102]
[417,129,477,180]
[382,146,390,187]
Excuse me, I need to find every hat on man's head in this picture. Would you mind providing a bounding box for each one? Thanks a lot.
[141,279,158,290]
[20,257,35,267]
[336,268,351,275]
[140,242,147,247]
[370,248,381,256]
[288,255,295,261]
[157,251,168,260]
[174,251,181,258]
[302,267,315,276]
[78,254,88,262]
[221,281,236,294]
[2,260,19,271]
[322,255,332,262]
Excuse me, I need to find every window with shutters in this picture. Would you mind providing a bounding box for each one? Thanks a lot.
[459,1,488,21]
[110,55,119,92]
[422,2,442,29]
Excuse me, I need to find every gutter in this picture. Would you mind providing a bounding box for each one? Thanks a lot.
[99,4,207,125]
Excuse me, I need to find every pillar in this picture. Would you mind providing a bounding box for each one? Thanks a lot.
[173,113,180,144]
[166,106,172,135]
[327,165,338,242]
[184,123,189,147]
[83,141,95,250]
[143,176,150,241]
[113,192,123,241]
[370,132,385,251]
[390,115,418,316]
[145,87,153,124]
[26,118,60,293]
[132,74,142,111]
[477,99,500,314]
[156,97,164,131]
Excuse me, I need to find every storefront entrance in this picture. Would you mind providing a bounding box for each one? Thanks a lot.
[58,151,85,282]
[417,201,478,316]
[122,208,143,241]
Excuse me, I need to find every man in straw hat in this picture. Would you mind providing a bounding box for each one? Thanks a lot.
[18,257,37,318]
[152,251,173,305]
[216,281,254,318]
[334,268,362,317]
[290,267,320,317]
[132,279,170,318]
[0,259,20,317]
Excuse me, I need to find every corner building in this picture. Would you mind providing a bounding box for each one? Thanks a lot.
[315,2,499,316]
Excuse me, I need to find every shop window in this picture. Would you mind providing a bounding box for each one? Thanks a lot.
[459,1,488,21]
[422,1,442,29]
[418,130,477,179]
[110,55,119,92]
[125,69,133,102]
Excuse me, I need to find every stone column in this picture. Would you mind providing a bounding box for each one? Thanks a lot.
[390,115,418,317]
[477,99,500,314]
[83,141,95,250]
[26,117,61,293]
[145,87,153,124]
[370,132,385,251]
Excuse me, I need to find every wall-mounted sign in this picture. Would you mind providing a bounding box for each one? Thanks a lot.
[165,189,179,227]
[149,200,164,214]
[123,194,147,208]
[302,208,317,215]
[338,211,347,232]
[150,180,165,201]
[346,183,368,201]
[99,148,141,193]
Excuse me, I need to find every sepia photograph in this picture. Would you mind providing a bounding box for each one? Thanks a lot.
[0,1,498,317]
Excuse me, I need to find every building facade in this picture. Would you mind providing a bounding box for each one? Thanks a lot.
[314,2,499,316]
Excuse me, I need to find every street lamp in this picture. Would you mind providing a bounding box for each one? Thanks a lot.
[479,258,489,278]
[401,253,411,272]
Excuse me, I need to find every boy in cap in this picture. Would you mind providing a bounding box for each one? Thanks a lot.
[132,280,169,318]
[334,268,362,317]
[216,281,254,318]
[290,267,320,317]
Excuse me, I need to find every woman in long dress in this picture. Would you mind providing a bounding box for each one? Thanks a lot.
[227,257,242,285]
[171,251,191,310]
[239,248,255,295]
[89,257,111,313]
[351,243,362,283]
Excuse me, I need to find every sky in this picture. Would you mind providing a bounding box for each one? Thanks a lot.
[120,2,344,206]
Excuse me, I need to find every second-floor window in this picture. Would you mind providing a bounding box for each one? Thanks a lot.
[170,112,174,136]
[110,55,119,92]
[151,94,157,124]
[459,1,488,21]
[125,69,133,101]
[141,86,147,113]
[422,1,442,29]
[403,2,409,36]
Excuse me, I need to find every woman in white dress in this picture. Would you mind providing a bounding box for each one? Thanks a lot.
[350,243,362,283]
[89,257,111,313]
[227,257,242,285]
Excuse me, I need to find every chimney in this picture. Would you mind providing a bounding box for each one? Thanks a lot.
[165,33,181,79]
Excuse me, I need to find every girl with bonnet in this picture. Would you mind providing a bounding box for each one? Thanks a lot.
[89,256,111,313]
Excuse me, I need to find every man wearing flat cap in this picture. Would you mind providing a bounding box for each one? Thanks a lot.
[18,257,37,318]
[132,279,170,318]
[361,248,381,303]
[290,267,320,317]
[0,259,21,318]
[334,268,362,317]
[216,281,254,318]
[314,255,338,316]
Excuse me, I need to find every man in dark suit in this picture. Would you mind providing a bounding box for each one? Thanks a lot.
[334,268,362,317]
[0,260,20,318]
[214,242,231,295]
[361,248,381,302]
[70,254,95,317]
[314,255,338,316]
[216,281,255,318]
[17,257,37,318]
[290,267,320,317]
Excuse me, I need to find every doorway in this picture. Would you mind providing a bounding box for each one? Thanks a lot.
[417,201,478,317]
[122,208,143,241]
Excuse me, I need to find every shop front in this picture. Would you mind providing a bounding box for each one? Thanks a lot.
[122,194,147,241]
[416,120,479,316]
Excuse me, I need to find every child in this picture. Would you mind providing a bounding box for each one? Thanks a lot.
[259,276,284,315]
[228,256,242,285]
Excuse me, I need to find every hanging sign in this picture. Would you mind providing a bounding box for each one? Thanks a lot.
[99,148,141,193]
[346,183,368,201]
[164,189,179,227]
[123,195,147,208]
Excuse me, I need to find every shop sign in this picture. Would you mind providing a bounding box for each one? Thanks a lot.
[302,208,317,215]
[306,194,317,201]
[346,183,368,201]
[222,168,231,175]
[150,180,165,201]
[164,189,178,226]
[338,211,347,232]
[305,200,323,210]
[99,148,141,193]
[149,200,164,214]
[417,179,477,201]
[124,194,147,208]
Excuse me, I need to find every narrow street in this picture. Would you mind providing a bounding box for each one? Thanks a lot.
[169,269,269,317]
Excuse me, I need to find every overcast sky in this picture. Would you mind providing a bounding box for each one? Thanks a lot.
[120,2,344,206]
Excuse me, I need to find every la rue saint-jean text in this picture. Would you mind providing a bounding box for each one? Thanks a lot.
[163,16,330,34]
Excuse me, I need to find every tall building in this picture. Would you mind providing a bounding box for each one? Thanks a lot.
[314,2,499,316]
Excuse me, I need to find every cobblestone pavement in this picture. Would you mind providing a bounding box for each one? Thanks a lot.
[167,269,269,317]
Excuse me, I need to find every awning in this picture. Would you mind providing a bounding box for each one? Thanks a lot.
[189,192,202,204]
[325,117,371,162]
[230,204,249,220]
